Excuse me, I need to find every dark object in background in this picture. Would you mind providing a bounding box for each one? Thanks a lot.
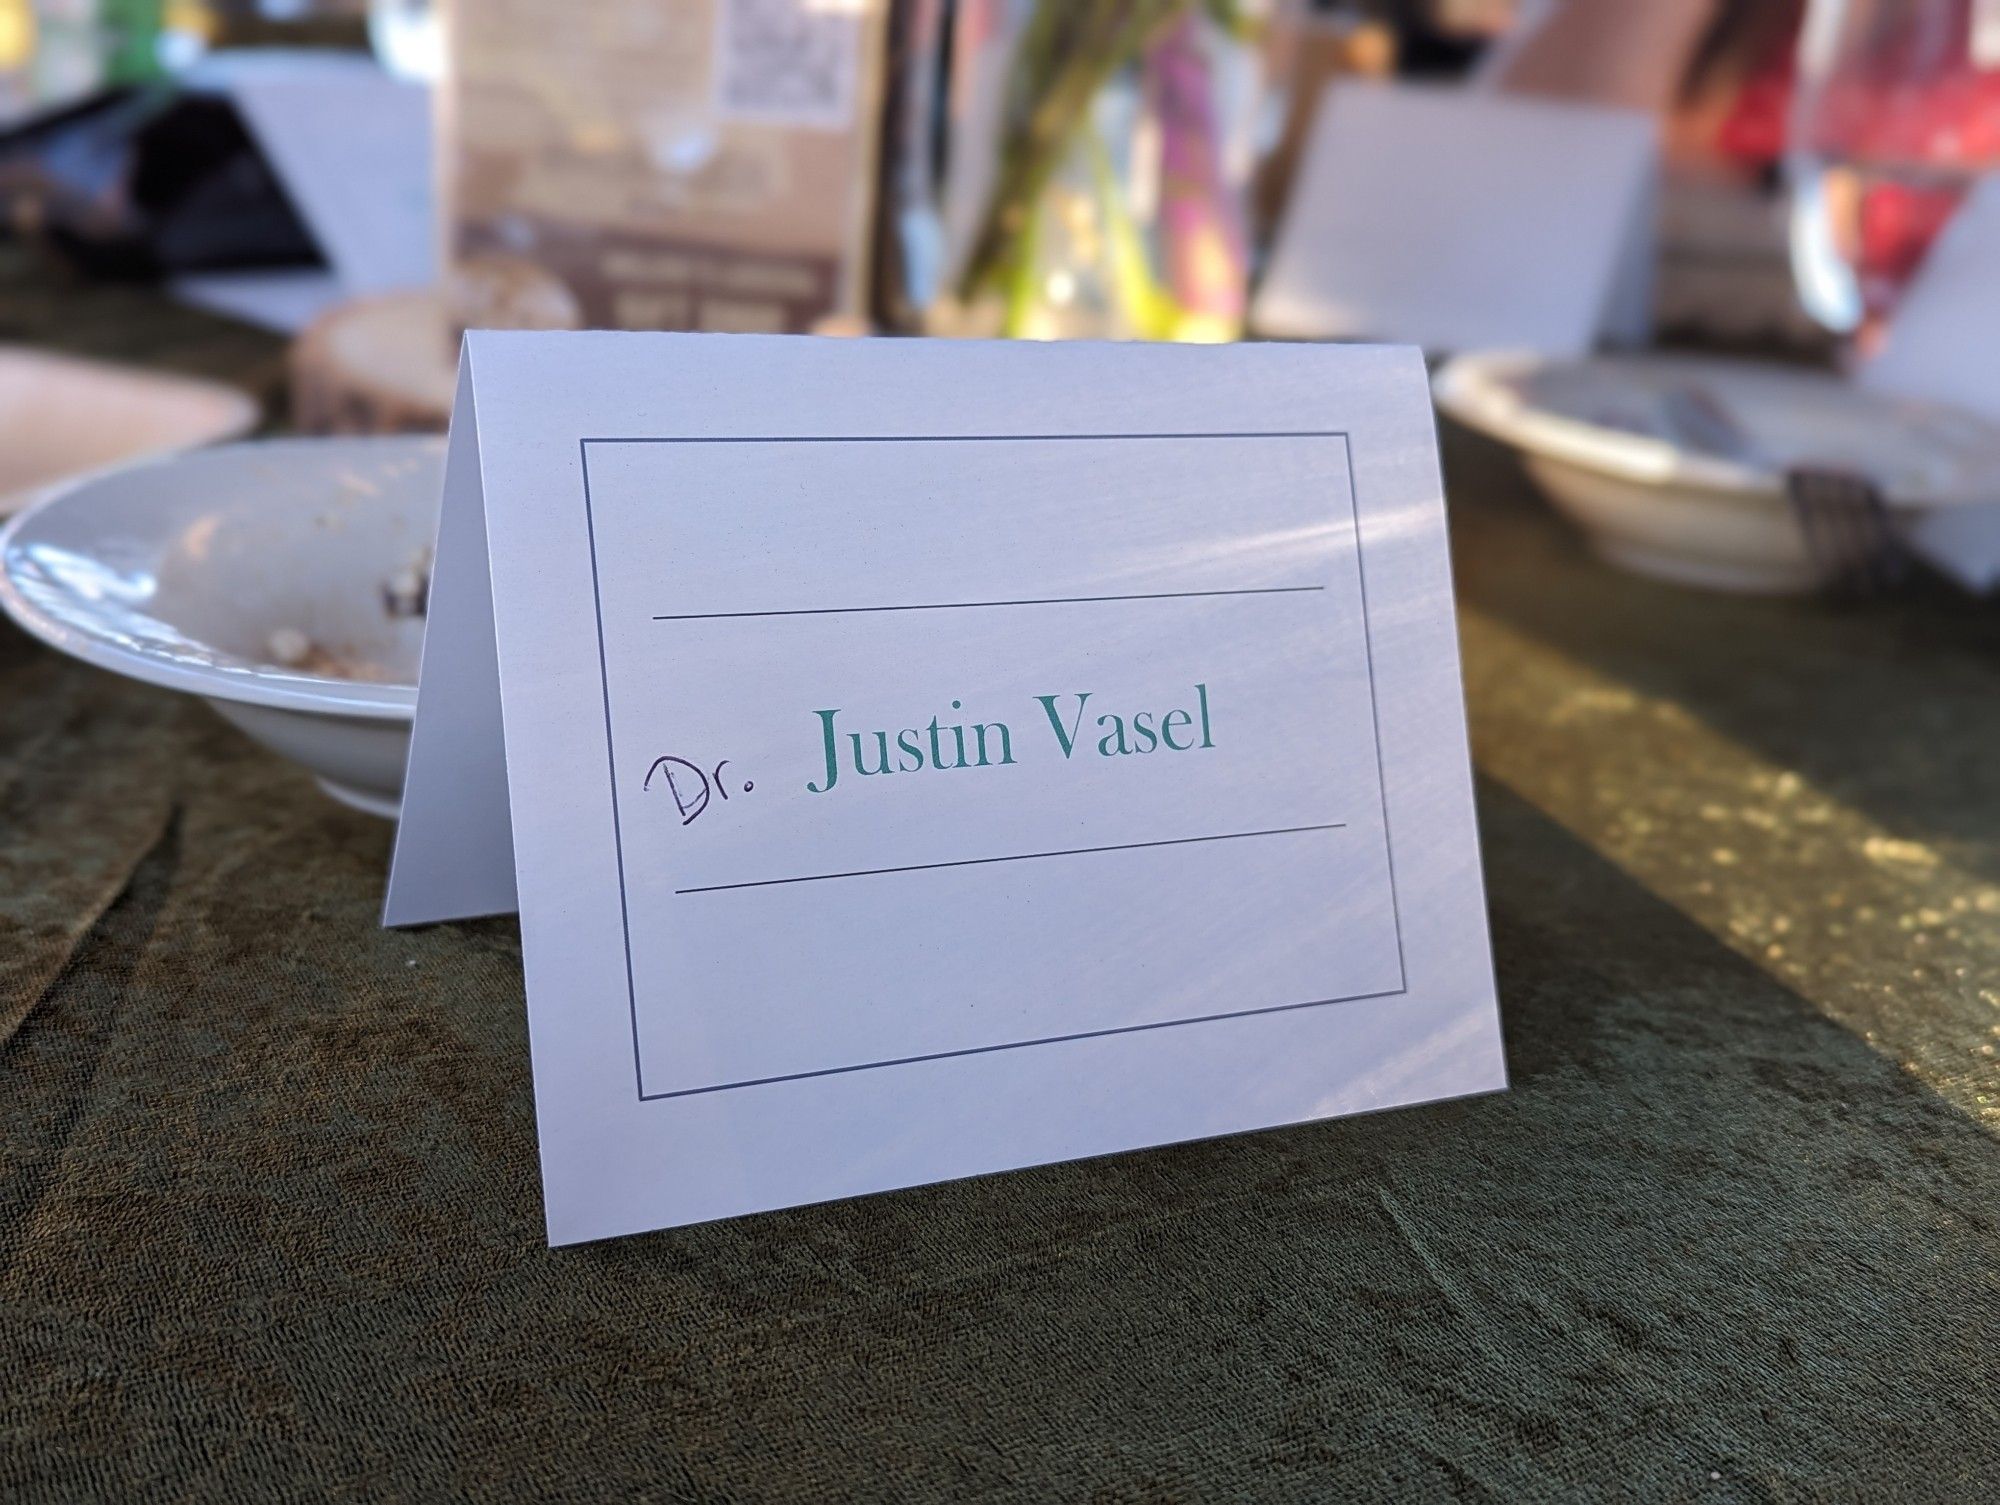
[0,86,322,280]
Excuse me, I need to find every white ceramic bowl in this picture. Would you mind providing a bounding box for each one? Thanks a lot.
[0,437,438,817]
[1433,350,2000,594]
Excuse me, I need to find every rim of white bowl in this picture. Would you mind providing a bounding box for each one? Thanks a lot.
[0,435,434,722]
[1432,349,1995,509]
[1433,351,1785,498]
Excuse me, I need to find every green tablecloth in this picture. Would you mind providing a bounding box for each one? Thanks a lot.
[2,274,1996,1501]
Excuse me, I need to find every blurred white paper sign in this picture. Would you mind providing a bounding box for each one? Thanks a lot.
[1863,177,2000,592]
[173,56,435,332]
[384,333,1503,1244]
[1864,176,2000,418]
[230,69,435,296]
[1253,83,1659,355]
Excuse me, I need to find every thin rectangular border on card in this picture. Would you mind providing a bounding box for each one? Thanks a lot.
[576,432,1405,1102]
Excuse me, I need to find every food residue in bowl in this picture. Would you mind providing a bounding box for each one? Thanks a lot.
[382,561,428,620]
[265,627,393,682]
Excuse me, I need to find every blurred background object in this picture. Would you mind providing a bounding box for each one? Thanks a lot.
[1434,345,2000,593]
[1250,80,1659,352]
[886,0,1296,341]
[445,0,891,338]
[171,49,432,329]
[1786,0,2000,353]
[365,0,436,82]
[1250,6,1394,239]
[0,341,256,511]
[1478,0,1719,110]
[0,82,322,279]
[289,287,452,432]
[0,0,1997,589]
[1651,1,1825,352]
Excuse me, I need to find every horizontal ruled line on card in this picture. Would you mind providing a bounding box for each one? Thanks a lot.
[637,983,1409,1101]
[675,822,1347,895]
[653,586,1325,622]
[586,431,1350,445]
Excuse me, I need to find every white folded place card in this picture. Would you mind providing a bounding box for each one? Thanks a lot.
[1252,81,1659,355]
[1861,176,2000,593]
[385,332,1503,1244]
[1863,176,2000,420]
[172,57,435,333]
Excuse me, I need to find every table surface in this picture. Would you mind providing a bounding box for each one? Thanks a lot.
[3,260,1997,1503]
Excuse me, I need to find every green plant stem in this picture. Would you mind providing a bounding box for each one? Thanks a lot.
[957,0,1193,304]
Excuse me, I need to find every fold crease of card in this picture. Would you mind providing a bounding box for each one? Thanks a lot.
[386,332,1503,1245]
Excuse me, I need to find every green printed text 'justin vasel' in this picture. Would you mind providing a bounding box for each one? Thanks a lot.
[807,687,1215,795]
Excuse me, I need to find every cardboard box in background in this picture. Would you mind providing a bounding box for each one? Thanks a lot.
[446,0,888,335]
